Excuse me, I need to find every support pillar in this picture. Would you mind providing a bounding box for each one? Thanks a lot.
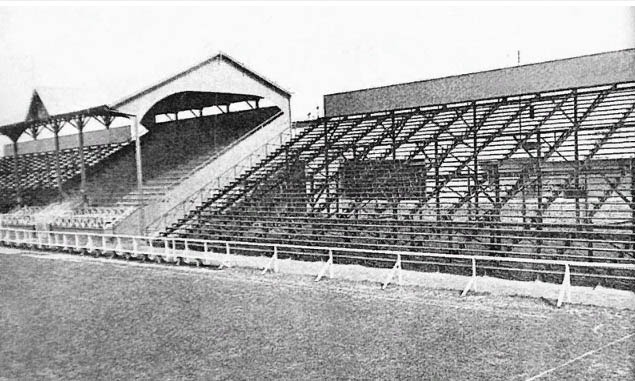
[631,158,635,258]
[52,121,63,195]
[12,139,21,205]
[324,119,329,214]
[574,91,581,230]
[133,115,145,235]
[434,139,440,222]
[74,116,88,205]
[492,163,501,255]
[472,103,479,222]
[536,129,543,257]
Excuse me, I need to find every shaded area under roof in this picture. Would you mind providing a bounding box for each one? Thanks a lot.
[141,91,262,126]
[147,91,261,115]
[324,48,635,117]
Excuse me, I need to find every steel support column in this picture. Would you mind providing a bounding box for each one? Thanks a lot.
[324,119,329,214]
[536,129,543,256]
[631,158,635,258]
[472,102,479,222]
[434,139,440,222]
[574,91,581,229]
[133,115,145,235]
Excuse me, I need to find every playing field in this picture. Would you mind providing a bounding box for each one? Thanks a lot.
[1,250,633,380]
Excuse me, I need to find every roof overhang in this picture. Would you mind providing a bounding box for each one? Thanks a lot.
[0,105,129,141]
[112,51,291,111]
[146,91,262,116]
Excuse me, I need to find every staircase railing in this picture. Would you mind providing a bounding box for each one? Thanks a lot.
[145,115,293,235]
[159,110,284,192]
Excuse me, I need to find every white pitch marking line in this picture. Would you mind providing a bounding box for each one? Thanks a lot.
[525,332,635,380]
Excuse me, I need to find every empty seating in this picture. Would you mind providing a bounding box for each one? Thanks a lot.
[0,142,130,212]
[0,106,281,231]
[50,207,134,230]
[164,83,635,287]
[83,106,281,208]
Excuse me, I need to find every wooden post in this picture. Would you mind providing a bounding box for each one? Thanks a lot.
[12,139,20,205]
[53,121,63,195]
[75,116,87,205]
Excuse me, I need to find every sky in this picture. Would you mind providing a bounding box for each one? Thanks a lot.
[0,2,634,147]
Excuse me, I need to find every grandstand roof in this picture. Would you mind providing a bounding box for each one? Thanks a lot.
[324,48,635,117]
[144,91,262,116]
[0,51,291,140]
[112,52,291,109]
[0,88,126,141]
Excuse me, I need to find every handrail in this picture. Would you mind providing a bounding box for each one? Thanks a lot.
[3,226,635,270]
[1,226,633,307]
[160,110,285,192]
[145,112,291,234]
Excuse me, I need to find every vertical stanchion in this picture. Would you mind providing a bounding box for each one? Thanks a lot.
[557,264,572,307]
[382,253,402,290]
[219,242,232,269]
[461,257,477,296]
[262,245,279,274]
[87,234,95,254]
[116,237,123,256]
[315,249,334,282]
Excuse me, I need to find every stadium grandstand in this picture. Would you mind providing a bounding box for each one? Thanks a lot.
[1,49,635,293]
[0,52,291,233]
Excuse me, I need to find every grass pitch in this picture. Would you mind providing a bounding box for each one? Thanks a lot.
[1,250,633,380]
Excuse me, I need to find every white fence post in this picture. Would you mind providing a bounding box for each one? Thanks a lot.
[219,242,232,269]
[315,249,334,282]
[262,245,279,274]
[115,237,123,256]
[461,257,478,296]
[62,233,69,251]
[557,264,572,308]
[382,253,402,290]
[87,234,95,254]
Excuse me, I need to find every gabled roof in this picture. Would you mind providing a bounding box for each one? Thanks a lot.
[35,87,114,116]
[0,51,291,140]
[0,87,125,140]
[25,90,48,122]
[112,51,291,109]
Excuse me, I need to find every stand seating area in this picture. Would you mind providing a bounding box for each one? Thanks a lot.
[0,106,281,231]
[0,142,131,212]
[163,83,635,289]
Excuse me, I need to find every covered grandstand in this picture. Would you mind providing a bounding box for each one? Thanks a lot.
[1,48,635,293]
[0,52,291,232]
